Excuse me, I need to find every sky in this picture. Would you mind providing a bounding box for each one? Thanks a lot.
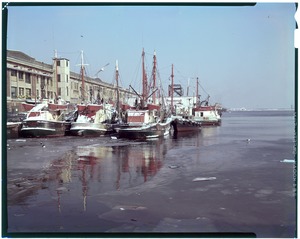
[5,3,296,109]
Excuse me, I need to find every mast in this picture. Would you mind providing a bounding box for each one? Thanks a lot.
[55,50,58,102]
[115,60,120,114]
[152,50,157,104]
[187,78,190,96]
[171,64,174,114]
[196,77,199,107]
[142,48,147,108]
[80,50,85,102]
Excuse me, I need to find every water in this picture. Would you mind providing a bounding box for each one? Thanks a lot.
[6,111,296,236]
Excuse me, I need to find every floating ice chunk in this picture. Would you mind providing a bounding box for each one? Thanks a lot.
[111,136,117,140]
[16,139,26,142]
[193,177,216,182]
[169,165,179,169]
[56,187,68,191]
[281,159,295,163]
[14,213,25,217]
[113,205,147,210]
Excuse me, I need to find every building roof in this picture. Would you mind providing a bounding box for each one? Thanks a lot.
[7,49,132,93]
[7,50,53,70]
[7,50,36,62]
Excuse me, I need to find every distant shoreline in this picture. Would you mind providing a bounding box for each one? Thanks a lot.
[228,108,294,112]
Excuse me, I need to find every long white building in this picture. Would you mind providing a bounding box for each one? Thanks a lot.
[6,50,134,112]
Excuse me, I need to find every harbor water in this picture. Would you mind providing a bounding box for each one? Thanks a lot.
[5,111,296,237]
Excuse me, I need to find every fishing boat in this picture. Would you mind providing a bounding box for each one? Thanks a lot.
[117,108,172,139]
[191,77,222,126]
[69,103,116,136]
[168,65,201,133]
[193,103,222,126]
[117,49,172,139]
[20,101,76,137]
[171,115,201,132]
[69,51,116,136]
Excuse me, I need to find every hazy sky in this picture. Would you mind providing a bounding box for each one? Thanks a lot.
[6,3,296,109]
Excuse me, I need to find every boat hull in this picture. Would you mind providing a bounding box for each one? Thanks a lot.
[69,122,114,136]
[200,120,221,126]
[118,121,171,140]
[193,105,222,126]
[7,122,22,139]
[171,118,201,132]
[20,120,67,137]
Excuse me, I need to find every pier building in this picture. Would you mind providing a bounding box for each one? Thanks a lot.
[6,50,134,112]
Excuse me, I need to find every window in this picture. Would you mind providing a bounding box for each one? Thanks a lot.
[18,72,23,80]
[36,89,39,98]
[66,87,68,96]
[25,73,31,83]
[11,87,17,98]
[57,60,60,66]
[66,74,68,83]
[66,61,68,67]
[41,89,46,99]
[41,76,45,87]
[57,74,61,82]
[37,76,39,84]
[58,87,61,96]
[19,87,24,96]
[26,88,31,98]
[11,70,17,76]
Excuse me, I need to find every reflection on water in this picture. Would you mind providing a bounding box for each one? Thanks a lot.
[48,139,169,212]
[7,111,295,233]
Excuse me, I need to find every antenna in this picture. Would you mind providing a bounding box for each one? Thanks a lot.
[187,78,190,96]
[76,50,89,102]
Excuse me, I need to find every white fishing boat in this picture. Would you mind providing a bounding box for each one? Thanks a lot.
[192,77,222,126]
[69,51,117,136]
[69,103,116,136]
[20,101,76,137]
